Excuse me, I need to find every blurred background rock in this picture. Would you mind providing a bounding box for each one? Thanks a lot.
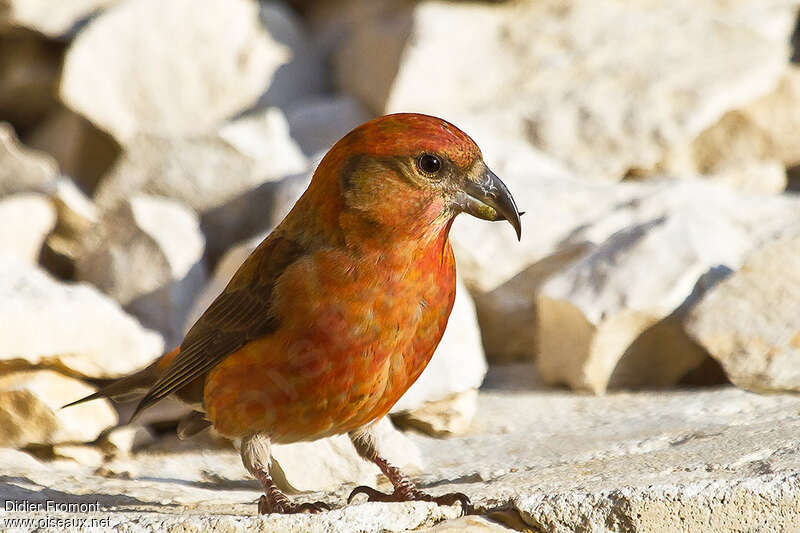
[2,0,800,531]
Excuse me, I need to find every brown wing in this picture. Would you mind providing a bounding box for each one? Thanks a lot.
[131,233,306,419]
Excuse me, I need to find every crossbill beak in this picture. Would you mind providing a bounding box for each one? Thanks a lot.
[457,163,522,240]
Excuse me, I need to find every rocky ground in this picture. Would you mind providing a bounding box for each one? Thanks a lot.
[2,0,800,532]
[4,366,800,532]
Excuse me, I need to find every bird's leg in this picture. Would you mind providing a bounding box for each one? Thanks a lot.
[347,423,471,513]
[240,433,330,514]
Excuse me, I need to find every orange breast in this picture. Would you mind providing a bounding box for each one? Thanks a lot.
[203,238,456,441]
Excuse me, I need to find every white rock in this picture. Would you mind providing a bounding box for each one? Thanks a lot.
[254,2,327,108]
[0,369,118,448]
[0,122,58,197]
[49,177,99,232]
[0,0,117,37]
[0,256,163,378]
[418,515,519,533]
[657,66,800,194]
[0,193,56,264]
[218,107,309,180]
[75,195,206,348]
[186,176,306,323]
[285,95,372,155]
[95,110,306,212]
[393,389,478,437]
[4,381,800,531]
[51,444,106,467]
[60,0,291,142]
[94,134,254,211]
[473,243,592,364]
[0,34,62,130]
[268,172,314,228]
[534,180,800,393]
[26,107,121,195]
[101,426,156,456]
[686,234,800,393]
[184,234,265,331]
[450,143,625,293]
[94,109,307,260]
[40,178,100,279]
[685,65,800,176]
[334,0,796,181]
[703,159,787,195]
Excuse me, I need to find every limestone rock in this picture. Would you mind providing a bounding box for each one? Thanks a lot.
[4,379,800,531]
[94,109,307,260]
[49,177,99,233]
[285,95,371,156]
[198,171,312,263]
[40,178,99,279]
[253,2,326,109]
[474,244,592,364]
[419,515,521,533]
[75,195,206,348]
[0,122,58,197]
[184,233,264,331]
[0,256,163,378]
[100,426,156,456]
[60,0,291,142]
[758,66,800,167]
[26,107,121,195]
[449,143,621,294]
[393,389,478,437]
[51,444,105,467]
[704,159,787,195]
[334,0,796,181]
[95,110,305,212]
[0,193,56,264]
[0,0,117,37]
[664,65,800,193]
[268,172,314,228]
[217,108,310,181]
[414,378,800,532]
[454,167,800,378]
[520,179,800,393]
[0,33,63,130]
[0,369,117,448]
[686,235,800,393]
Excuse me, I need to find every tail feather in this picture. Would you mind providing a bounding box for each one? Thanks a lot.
[62,360,160,409]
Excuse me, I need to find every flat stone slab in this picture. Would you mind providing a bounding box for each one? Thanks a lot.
[2,365,800,532]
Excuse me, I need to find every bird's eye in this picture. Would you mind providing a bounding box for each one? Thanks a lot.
[417,153,442,175]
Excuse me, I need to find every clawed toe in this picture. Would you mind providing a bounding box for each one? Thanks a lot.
[258,495,331,515]
[430,491,472,512]
[348,485,393,503]
[347,485,471,514]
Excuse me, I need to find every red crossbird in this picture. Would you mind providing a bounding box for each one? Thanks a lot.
[66,113,521,514]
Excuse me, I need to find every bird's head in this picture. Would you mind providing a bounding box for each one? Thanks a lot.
[307,113,521,244]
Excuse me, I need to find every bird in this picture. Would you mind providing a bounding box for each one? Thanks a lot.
[65,113,521,514]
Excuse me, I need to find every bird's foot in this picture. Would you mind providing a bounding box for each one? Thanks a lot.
[347,485,471,513]
[258,494,331,515]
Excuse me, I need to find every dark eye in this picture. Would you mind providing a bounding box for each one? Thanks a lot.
[417,153,442,175]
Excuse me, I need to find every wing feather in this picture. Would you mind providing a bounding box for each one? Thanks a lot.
[131,234,306,418]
